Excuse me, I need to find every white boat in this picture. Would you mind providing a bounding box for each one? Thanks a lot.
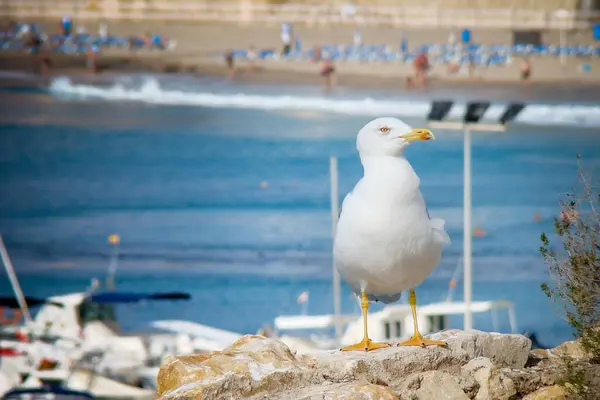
[0,335,153,400]
[1,233,244,395]
[150,319,243,353]
[274,299,518,353]
[0,293,157,399]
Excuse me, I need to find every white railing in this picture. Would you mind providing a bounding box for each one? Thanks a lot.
[0,1,598,29]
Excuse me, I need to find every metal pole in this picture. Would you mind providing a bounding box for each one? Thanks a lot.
[463,126,473,331]
[0,235,33,324]
[330,156,342,340]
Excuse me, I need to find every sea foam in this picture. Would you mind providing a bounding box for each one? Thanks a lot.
[48,77,600,128]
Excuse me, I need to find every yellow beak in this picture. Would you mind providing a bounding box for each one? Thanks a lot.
[401,128,435,142]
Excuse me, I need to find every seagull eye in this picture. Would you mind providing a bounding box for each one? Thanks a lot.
[379,127,390,134]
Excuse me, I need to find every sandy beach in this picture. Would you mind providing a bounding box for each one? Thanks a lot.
[3,19,600,100]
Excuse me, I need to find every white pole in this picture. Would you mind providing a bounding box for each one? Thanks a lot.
[463,126,473,331]
[0,235,33,324]
[330,156,342,340]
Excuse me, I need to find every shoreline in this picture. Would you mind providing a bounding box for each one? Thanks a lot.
[3,52,600,104]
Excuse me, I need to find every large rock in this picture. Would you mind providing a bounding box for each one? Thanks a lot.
[499,364,561,396]
[156,335,319,399]
[429,330,532,368]
[397,371,469,400]
[522,385,568,400]
[255,382,399,400]
[461,357,516,400]
[530,339,592,363]
[157,330,533,400]
[309,329,530,393]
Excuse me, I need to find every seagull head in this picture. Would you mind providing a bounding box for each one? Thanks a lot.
[356,117,435,157]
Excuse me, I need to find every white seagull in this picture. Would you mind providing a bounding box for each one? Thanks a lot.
[334,117,451,352]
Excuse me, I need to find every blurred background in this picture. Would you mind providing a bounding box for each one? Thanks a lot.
[1,0,600,398]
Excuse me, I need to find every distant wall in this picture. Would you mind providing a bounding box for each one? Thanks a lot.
[360,0,581,11]
[0,0,596,29]
[258,0,582,11]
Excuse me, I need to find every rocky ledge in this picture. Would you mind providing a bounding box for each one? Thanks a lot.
[156,329,599,400]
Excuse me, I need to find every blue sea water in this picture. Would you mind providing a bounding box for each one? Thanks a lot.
[1,73,599,348]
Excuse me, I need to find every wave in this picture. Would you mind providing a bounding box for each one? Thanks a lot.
[48,77,600,128]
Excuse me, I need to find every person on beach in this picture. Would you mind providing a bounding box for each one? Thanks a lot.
[86,44,99,74]
[142,32,153,47]
[413,51,429,87]
[467,53,476,79]
[353,29,362,48]
[151,34,165,50]
[24,29,42,54]
[280,22,292,56]
[38,42,53,75]
[246,45,258,70]
[319,57,336,91]
[520,58,531,83]
[98,21,108,41]
[448,28,457,48]
[224,49,235,79]
[311,45,323,63]
[60,16,72,37]
[39,53,52,75]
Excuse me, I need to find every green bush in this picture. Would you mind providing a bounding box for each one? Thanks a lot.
[539,156,600,364]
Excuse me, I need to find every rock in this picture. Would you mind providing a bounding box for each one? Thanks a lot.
[309,329,531,393]
[255,382,399,400]
[156,330,533,400]
[429,330,532,368]
[457,375,479,399]
[522,385,568,400]
[397,371,469,400]
[531,339,591,363]
[500,365,561,396]
[156,335,319,399]
[461,357,516,400]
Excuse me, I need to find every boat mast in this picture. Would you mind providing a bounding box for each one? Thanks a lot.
[0,235,33,324]
[330,156,343,340]
[106,233,120,291]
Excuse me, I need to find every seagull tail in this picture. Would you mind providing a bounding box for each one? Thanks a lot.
[367,292,402,304]
[430,218,451,246]
[353,287,402,304]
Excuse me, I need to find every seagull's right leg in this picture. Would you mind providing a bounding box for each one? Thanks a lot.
[399,288,447,347]
[340,290,389,352]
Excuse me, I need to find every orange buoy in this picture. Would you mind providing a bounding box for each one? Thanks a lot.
[473,226,486,237]
[448,278,457,289]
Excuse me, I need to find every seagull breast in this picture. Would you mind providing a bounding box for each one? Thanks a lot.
[333,156,449,301]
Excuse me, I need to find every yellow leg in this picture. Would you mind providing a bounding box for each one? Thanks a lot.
[399,288,447,348]
[340,291,389,352]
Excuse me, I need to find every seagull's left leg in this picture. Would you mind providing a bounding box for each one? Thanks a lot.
[340,290,389,352]
[399,288,447,347]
